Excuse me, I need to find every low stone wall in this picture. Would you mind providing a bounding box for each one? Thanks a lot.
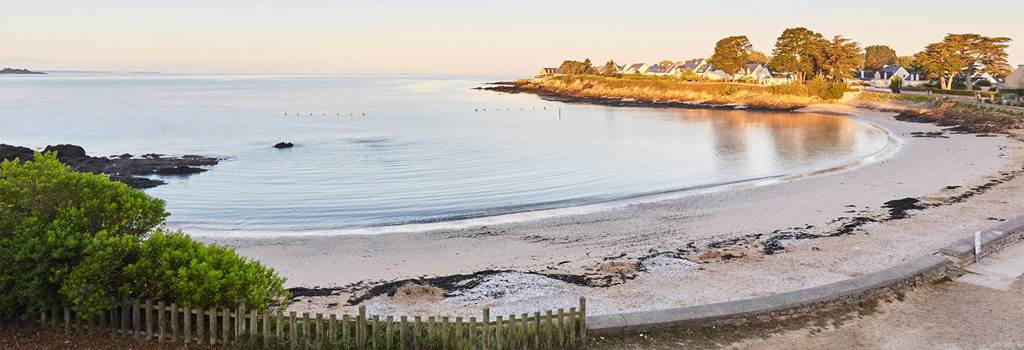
[587,216,1024,336]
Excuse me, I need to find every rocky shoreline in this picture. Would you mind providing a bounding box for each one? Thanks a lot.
[0,144,219,189]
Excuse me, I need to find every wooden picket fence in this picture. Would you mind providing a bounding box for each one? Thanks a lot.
[37,296,588,349]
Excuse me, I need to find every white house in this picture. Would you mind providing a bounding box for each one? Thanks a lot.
[1004,65,1024,89]
[734,62,773,84]
[622,63,649,74]
[858,65,926,88]
[644,62,682,76]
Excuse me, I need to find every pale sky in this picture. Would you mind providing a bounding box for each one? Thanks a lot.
[3,0,1022,75]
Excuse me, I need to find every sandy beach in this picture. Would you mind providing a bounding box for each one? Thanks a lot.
[200,103,1022,318]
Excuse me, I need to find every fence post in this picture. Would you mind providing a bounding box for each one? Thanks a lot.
[316,313,324,349]
[329,314,338,346]
[568,307,577,349]
[209,308,217,346]
[119,297,128,337]
[263,311,271,345]
[276,311,284,341]
[508,314,518,349]
[399,316,408,350]
[491,315,499,350]
[357,306,366,350]
[520,313,530,349]
[222,308,231,345]
[482,308,491,349]
[343,315,352,348]
[236,300,246,340]
[302,312,311,349]
[156,301,165,342]
[196,308,204,344]
[371,316,381,349]
[133,300,141,339]
[250,309,258,340]
[289,311,297,350]
[533,312,541,349]
[63,308,70,333]
[580,297,587,346]
[412,316,421,350]
[184,307,192,344]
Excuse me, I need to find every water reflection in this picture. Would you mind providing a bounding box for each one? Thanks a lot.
[665,109,865,176]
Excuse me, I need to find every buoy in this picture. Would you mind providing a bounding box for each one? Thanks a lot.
[283,112,288,116]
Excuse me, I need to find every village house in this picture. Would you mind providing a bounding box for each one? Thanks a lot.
[1003,64,1024,89]
[539,67,560,76]
[621,63,649,74]
[643,63,675,76]
[856,64,926,88]
[733,62,774,84]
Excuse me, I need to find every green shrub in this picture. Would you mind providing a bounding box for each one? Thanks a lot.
[804,78,849,100]
[0,153,288,319]
[125,230,288,312]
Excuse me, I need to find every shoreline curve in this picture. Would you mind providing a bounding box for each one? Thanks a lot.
[182,107,900,238]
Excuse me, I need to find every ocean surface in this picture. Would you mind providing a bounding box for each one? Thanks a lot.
[0,74,889,234]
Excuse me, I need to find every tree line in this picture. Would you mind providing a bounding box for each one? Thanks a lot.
[554,28,1012,91]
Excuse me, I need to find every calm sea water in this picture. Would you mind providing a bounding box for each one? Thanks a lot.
[0,74,888,234]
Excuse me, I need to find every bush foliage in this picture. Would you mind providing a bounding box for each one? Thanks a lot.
[0,153,288,319]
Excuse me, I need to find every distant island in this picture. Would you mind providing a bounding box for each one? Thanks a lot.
[0,68,46,74]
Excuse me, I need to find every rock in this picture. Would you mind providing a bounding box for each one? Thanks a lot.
[273,142,294,149]
[154,166,207,176]
[4,143,219,189]
[0,144,35,162]
[108,175,165,189]
[42,144,87,161]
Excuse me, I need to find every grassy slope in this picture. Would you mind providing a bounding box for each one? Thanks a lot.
[512,75,830,110]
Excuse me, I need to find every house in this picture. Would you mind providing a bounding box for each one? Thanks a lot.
[670,59,712,77]
[734,62,773,84]
[622,63,649,74]
[1003,65,1024,89]
[539,68,560,76]
[766,72,795,85]
[643,63,674,76]
[857,65,926,88]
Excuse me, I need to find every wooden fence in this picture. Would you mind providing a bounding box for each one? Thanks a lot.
[37,296,588,350]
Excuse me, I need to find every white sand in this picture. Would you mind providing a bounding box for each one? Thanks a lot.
[200,104,1021,317]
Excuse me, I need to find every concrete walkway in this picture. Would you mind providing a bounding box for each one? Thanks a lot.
[589,239,1024,350]
[958,242,1024,291]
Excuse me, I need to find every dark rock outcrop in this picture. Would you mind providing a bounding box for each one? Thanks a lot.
[1,144,219,189]
[273,142,294,149]
[154,165,207,176]
[0,144,35,162]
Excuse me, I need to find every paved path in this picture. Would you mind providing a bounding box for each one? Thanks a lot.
[958,242,1024,291]
[591,244,1024,349]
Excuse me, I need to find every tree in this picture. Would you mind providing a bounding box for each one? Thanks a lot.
[913,34,1012,90]
[895,56,916,68]
[864,45,898,70]
[558,59,597,75]
[748,50,771,64]
[820,35,862,82]
[600,60,619,75]
[890,76,903,94]
[711,36,753,79]
[769,27,827,82]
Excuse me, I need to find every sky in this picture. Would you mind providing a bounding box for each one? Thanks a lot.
[3,0,1023,75]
